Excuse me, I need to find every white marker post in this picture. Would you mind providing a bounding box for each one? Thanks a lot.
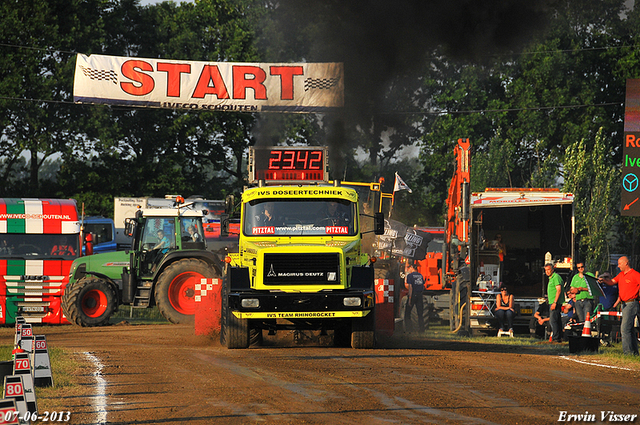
[32,336,53,388]
[2,376,29,425]
[12,355,36,415]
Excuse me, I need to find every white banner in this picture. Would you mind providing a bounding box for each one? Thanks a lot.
[73,54,344,113]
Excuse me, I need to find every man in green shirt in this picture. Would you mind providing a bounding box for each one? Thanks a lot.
[545,263,565,342]
[570,262,594,322]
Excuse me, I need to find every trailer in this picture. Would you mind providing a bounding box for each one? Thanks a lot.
[445,139,575,335]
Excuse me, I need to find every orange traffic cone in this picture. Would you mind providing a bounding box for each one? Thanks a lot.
[581,312,592,337]
[11,344,25,360]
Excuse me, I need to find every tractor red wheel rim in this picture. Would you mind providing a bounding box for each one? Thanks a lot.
[81,289,108,318]
[168,272,201,315]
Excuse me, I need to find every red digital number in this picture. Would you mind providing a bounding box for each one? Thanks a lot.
[309,151,322,169]
[35,341,46,350]
[21,328,31,337]
[268,150,282,170]
[296,150,309,170]
[282,150,295,169]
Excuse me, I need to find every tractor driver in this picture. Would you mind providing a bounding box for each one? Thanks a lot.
[153,230,170,254]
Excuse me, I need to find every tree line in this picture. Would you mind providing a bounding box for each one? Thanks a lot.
[1,0,639,271]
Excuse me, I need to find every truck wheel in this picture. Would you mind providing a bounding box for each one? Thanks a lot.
[62,276,117,327]
[226,310,250,349]
[351,310,375,349]
[220,276,229,346]
[155,258,219,324]
[333,324,352,347]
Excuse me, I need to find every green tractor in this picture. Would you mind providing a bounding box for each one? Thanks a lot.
[62,202,223,326]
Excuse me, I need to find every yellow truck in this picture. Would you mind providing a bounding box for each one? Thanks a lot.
[220,146,384,349]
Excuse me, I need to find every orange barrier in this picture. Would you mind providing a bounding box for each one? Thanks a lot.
[194,278,222,335]
[374,279,395,337]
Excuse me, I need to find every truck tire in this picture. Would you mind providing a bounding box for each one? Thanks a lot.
[226,311,250,349]
[219,276,251,349]
[351,310,375,349]
[333,324,352,347]
[155,258,219,324]
[62,276,117,327]
[220,277,229,347]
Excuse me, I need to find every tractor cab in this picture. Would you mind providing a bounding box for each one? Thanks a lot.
[126,209,206,277]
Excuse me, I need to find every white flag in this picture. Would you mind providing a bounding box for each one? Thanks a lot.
[393,172,412,193]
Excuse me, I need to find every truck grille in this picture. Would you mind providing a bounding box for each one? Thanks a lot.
[263,253,340,285]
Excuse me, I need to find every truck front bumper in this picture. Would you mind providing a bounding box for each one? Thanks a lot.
[229,290,375,319]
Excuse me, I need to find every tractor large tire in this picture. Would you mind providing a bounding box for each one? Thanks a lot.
[155,258,219,324]
[351,310,375,349]
[62,276,117,327]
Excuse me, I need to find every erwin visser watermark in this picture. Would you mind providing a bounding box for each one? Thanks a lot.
[558,411,638,422]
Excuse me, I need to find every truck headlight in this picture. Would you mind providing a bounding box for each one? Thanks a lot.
[241,298,260,308]
[343,297,362,307]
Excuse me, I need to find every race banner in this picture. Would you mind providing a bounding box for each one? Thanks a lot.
[376,219,432,261]
[73,54,344,113]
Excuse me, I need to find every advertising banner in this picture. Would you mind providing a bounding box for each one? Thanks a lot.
[623,79,640,216]
[73,54,344,113]
[376,219,432,261]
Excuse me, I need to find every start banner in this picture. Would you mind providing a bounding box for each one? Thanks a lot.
[73,54,344,113]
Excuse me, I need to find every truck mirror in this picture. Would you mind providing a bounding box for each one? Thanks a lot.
[220,213,229,237]
[225,195,235,218]
[374,212,385,235]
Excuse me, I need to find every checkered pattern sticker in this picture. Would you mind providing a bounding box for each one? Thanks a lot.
[304,77,340,91]
[375,279,394,303]
[194,278,220,302]
[79,66,118,85]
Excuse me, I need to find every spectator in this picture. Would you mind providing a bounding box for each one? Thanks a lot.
[495,234,507,269]
[562,288,578,330]
[570,262,595,322]
[495,285,515,337]
[404,262,425,333]
[545,263,565,343]
[602,256,640,355]
[530,297,551,339]
[598,272,618,311]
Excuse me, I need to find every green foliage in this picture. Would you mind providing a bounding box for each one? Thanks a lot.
[0,0,637,258]
[564,128,620,272]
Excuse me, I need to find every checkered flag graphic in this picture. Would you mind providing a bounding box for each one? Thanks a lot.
[80,66,118,84]
[304,77,340,91]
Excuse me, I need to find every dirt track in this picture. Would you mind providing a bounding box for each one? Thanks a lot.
[14,323,640,425]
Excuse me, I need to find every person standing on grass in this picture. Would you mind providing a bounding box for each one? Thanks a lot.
[545,263,565,343]
[404,262,425,333]
[570,262,595,322]
[601,256,640,356]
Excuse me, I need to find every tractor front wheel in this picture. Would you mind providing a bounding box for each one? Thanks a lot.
[62,276,117,327]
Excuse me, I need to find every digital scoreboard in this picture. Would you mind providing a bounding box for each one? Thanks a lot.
[248,146,329,184]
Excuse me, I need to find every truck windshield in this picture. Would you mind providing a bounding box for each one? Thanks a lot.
[0,234,79,259]
[244,199,356,236]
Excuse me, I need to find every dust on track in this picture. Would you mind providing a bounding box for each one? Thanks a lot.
[11,323,640,425]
